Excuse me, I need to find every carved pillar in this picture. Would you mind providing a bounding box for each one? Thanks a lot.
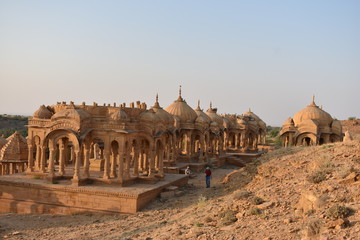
[117,152,124,182]
[35,144,41,170]
[83,146,90,178]
[40,146,46,173]
[133,147,139,177]
[48,148,55,178]
[103,150,110,179]
[71,150,81,186]
[110,152,117,178]
[27,145,34,172]
[124,151,130,179]
[148,150,155,178]
[158,149,164,177]
[59,141,65,176]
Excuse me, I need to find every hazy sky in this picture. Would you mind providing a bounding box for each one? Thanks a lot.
[0,0,359,126]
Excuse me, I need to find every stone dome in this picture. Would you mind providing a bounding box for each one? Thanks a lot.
[152,95,175,126]
[293,97,333,127]
[51,105,91,121]
[139,109,161,124]
[206,103,223,127]
[243,109,261,122]
[194,102,212,126]
[33,105,53,119]
[283,117,294,126]
[110,108,129,121]
[165,91,197,123]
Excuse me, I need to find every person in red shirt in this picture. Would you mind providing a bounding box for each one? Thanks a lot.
[205,167,212,188]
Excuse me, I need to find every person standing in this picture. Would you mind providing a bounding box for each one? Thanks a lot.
[205,166,212,188]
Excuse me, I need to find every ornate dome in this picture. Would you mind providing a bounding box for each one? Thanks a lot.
[194,101,212,126]
[152,94,175,126]
[243,109,261,122]
[110,108,129,121]
[33,105,53,119]
[283,117,294,126]
[139,109,161,124]
[293,97,333,127]
[222,117,232,129]
[165,89,197,123]
[206,103,223,127]
[51,105,91,121]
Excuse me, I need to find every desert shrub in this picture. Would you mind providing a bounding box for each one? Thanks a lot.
[218,209,237,225]
[194,222,203,227]
[197,194,206,207]
[204,216,213,223]
[306,219,322,236]
[307,171,327,184]
[33,175,41,179]
[325,205,353,219]
[233,190,252,200]
[348,117,356,120]
[250,196,264,205]
[249,207,262,215]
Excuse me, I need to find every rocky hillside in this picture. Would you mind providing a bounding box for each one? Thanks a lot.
[0,115,28,137]
[1,140,360,239]
[341,120,360,138]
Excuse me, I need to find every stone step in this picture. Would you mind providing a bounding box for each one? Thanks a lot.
[175,190,185,197]
[164,186,178,192]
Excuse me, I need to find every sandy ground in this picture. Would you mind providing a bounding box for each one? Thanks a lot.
[0,166,239,240]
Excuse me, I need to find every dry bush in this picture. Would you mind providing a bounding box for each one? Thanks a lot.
[218,209,237,225]
[248,207,262,215]
[250,196,264,205]
[306,171,327,184]
[308,153,334,173]
[197,194,207,208]
[325,205,353,219]
[306,219,322,236]
[232,190,252,200]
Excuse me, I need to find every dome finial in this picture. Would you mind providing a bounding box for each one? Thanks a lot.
[312,95,315,104]
[198,100,200,108]
[249,108,251,112]
[210,101,212,109]
[153,93,160,108]
[179,85,182,97]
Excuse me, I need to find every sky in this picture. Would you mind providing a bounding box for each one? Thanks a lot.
[0,0,359,126]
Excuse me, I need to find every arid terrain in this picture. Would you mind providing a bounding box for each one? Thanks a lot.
[0,120,360,239]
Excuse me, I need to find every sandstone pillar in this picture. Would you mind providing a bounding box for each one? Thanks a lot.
[27,145,34,172]
[71,150,81,186]
[117,152,124,182]
[40,146,46,173]
[83,147,90,178]
[103,150,110,179]
[48,148,55,179]
[59,141,65,176]
[110,153,117,178]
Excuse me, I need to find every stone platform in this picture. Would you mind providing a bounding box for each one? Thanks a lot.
[0,173,188,214]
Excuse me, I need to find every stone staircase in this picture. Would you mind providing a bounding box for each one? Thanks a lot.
[160,185,184,199]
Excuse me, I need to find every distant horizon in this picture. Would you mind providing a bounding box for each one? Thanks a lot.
[1,1,359,126]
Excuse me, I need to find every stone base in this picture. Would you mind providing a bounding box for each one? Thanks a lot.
[0,173,188,214]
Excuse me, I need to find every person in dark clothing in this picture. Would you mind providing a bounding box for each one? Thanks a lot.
[205,167,212,188]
